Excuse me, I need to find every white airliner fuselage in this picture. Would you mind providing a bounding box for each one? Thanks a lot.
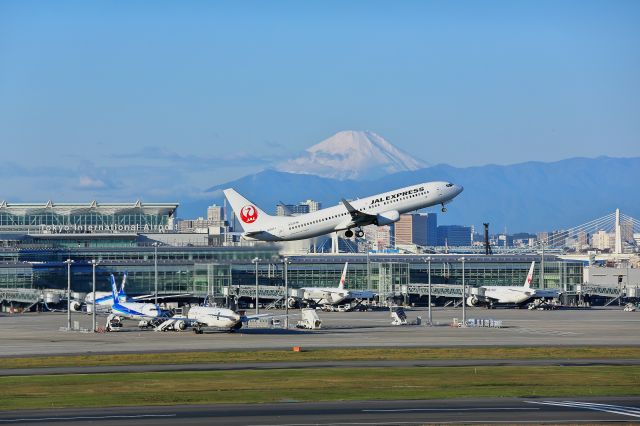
[224,181,463,242]
[187,306,242,330]
[466,262,560,307]
[293,262,374,307]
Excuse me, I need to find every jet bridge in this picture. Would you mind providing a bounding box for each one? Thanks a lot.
[576,283,640,306]
[224,285,286,300]
[403,284,466,298]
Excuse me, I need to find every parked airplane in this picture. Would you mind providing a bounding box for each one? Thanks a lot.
[157,303,286,334]
[466,262,559,308]
[224,181,463,242]
[289,262,374,308]
[84,272,189,313]
[106,275,165,330]
[84,275,127,311]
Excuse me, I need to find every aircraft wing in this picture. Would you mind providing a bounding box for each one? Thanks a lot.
[241,313,291,323]
[131,293,192,302]
[340,199,377,226]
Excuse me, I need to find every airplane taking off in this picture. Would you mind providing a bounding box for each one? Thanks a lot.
[224,181,463,242]
[466,262,560,308]
[290,262,374,308]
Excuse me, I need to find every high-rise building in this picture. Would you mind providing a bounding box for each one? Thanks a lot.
[592,230,612,250]
[424,213,437,246]
[276,200,321,216]
[393,213,436,246]
[207,204,224,222]
[537,232,549,245]
[621,218,634,244]
[394,215,414,246]
[363,225,392,250]
[437,225,472,246]
[301,199,322,213]
[276,204,296,216]
[177,217,210,233]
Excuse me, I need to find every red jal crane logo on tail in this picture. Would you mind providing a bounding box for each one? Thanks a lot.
[240,205,259,224]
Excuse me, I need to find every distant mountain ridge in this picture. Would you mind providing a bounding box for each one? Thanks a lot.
[204,156,640,232]
[276,130,426,180]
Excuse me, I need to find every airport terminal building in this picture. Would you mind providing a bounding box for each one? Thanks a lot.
[0,200,585,309]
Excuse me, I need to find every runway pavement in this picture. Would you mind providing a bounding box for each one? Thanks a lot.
[1,307,639,356]
[3,358,640,377]
[1,397,640,425]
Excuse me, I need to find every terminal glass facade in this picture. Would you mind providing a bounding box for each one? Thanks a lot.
[1,248,584,308]
[0,202,178,234]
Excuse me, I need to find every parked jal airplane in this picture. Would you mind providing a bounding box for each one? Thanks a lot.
[291,262,374,307]
[466,262,559,308]
[224,181,463,242]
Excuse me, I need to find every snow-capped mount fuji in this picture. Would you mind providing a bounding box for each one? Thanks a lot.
[276,130,427,180]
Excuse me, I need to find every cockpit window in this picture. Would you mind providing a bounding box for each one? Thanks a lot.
[445,183,453,187]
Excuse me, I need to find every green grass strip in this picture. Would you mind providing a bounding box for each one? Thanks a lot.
[1,366,639,410]
[2,346,639,369]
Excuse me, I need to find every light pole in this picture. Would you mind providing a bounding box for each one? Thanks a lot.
[366,243,371,293]
[540,241,545,291]
[153,242,159,306]
[460,256,466,326]
[252,257,261,315]
[284,257,289,329]
[426,256,432,326]
[91,259,99,333]
[64,258,74,330]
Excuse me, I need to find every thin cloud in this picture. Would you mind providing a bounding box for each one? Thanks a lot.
[110,147,279,168]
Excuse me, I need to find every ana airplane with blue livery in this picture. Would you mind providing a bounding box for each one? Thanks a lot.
[224,181,463,241]
[101,273,279,333]
[108,275,163,319]
[83,272,189,313]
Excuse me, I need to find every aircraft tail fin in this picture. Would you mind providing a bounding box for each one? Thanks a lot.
[524,261,535,288]
[118,272,128,302]
[223,188,275,232]
[110,274,118,301]
[338,262,349,290]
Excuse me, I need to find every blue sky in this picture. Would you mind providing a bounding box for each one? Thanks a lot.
[0,0,638,203]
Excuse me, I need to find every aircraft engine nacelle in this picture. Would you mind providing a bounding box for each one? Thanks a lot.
[375,210,400,226]
[329,292,349,304]
[70,301,83,312]
[287,297,299,309]
[466,296,479,307]
[174,320,187,331]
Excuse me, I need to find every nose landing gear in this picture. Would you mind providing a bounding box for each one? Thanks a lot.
[441,203,447,213]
